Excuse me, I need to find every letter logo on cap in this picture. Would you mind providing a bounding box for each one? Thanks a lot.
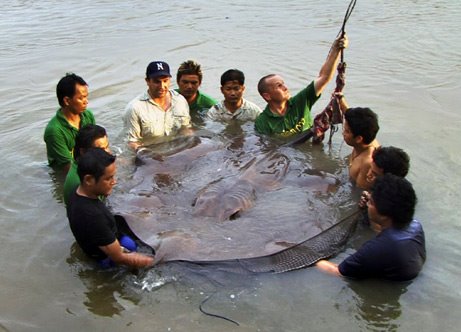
[157,62,164,70]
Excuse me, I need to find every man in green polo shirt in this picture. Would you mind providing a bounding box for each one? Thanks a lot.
[63,124,110,206]
[44,73,95,173]
[175,60,216,123]
[255,34,349,137]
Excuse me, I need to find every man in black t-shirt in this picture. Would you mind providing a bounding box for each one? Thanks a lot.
[67,148,154,268]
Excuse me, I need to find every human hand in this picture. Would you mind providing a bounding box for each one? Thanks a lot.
[358,190,370,209]
[333,91,344,99]
[335,33,349,50]
[179,126,194,136]
[129,141,142,151]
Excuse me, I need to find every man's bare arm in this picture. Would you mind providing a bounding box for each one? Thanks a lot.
[314,34,349,96]
[100,240,154,268]
[315,260,341,276]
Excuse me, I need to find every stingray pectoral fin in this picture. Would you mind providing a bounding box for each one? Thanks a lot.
[290,173,340,193]
[243,152,290,190]
[152,230,198,263]
[120,194,163,213]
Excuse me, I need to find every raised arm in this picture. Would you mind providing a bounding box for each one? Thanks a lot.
[314,34,349,96]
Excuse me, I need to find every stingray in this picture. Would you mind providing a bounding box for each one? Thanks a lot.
[136,135,202,163]
[191,151,289,221]
[110,130,356,266]
[125,135,222,194]
[192,177,257,221]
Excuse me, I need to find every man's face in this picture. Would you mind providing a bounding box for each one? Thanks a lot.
[92,135,111,153]
[146,76,170,99]
[263,75,290,102]
[221,80,244,104]
[366,195,381,225]
[65,83,88,114]
[93,162,117,197]
[342,120,356,147]
[366,161,384,185]
[178,74,200,100]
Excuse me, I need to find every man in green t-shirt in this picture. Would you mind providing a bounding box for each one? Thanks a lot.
[175,60,217,123]
[255,34,348,137]
[44,73,95,173]
[63,124,110,206]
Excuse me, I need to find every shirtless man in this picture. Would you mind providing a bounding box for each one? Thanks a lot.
[359,146,410,209]
[342,107,380,189]
[366,146,409,185]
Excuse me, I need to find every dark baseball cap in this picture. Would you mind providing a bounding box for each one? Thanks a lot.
[146,61,171,78]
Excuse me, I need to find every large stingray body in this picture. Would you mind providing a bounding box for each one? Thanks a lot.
[192,178,257,221]
[192,152,289,221]
[110,130,356,265]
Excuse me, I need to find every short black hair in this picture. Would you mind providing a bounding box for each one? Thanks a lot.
[74,125,107,160]
[221,69,245,86]
[372,174,417,228]
[373,146,410,177]
[56,73,87,107]
[77,148,115,183]
[257,74,276,96]
[344,107,379,144]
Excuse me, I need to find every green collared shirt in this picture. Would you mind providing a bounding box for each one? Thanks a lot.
[254,81,319,136]
[44,109,95,168]
[175,89,217,114]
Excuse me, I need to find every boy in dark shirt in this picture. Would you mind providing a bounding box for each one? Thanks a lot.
[316,174,426,281]
[67,148,154,268]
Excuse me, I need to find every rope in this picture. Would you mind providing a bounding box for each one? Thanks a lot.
[312,0,357,145]
[199,292,240,326]
[340,0,357,63]
[341,0,357,33]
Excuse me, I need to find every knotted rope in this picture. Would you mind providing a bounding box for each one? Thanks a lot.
[312,0,357,145]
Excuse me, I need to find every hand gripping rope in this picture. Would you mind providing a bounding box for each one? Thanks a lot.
[312,0,357,145]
